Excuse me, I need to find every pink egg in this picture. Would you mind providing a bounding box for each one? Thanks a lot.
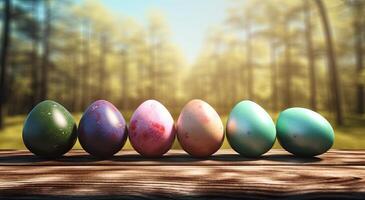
[128,100,175,157]
[177,99,224,157]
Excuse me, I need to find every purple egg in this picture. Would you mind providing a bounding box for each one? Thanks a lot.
[129,100,175,157]
[78,100,127,158]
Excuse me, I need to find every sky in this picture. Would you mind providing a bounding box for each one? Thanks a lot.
[101,0,234,64]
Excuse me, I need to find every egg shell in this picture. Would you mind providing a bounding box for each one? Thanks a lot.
[276,107,334,157]
[226,100,276,157]
[177,99,224,158]
[78,100,127,158]
[22,100,77,158]
[128,100,175,157]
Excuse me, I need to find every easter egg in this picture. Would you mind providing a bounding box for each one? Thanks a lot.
[276,107,334,157]
[22,100,77,158]
[78,100,127,158]
[226,100,276,157]
[129,100,175,157]
[177,99,224,157]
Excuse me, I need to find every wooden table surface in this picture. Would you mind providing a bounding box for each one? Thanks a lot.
[0,149,364,199]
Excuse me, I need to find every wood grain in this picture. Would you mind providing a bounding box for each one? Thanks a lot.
[0,149,364,199]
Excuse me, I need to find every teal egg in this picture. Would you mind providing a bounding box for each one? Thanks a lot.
[226,100,276,157]
[276,107,334,157]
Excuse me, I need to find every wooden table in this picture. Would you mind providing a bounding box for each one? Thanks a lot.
[0,149,364,199]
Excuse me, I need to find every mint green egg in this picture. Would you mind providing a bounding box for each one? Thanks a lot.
[276,108,334,157]
[226,100,276,157]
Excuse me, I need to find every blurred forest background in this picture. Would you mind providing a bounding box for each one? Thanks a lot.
[0,0,364,149]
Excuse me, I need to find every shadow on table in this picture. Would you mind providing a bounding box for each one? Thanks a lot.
[210,153,322,163]
[0,152,322,164]
[0,154,50,163]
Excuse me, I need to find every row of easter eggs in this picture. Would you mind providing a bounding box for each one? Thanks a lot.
[22,99,335,159]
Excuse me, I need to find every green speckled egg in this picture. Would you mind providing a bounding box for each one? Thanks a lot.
[276,107,334,157]
[226,100,276,157]
[22,100,77,158]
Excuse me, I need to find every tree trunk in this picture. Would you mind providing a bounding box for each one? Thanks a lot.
[98,34,107,99]
[240,50,246,99]
[149,30,156,99]
[246,24,254,100]
[270,43,278,111]
[39,0,51,101]
[150,49,155,99]
[354,3,364,114]
[216,54,223,111]
[315,0,344,125]
[137,52,145,99]
[304,0,317,111]
[0,0,11,129]
[79,23,85,110]
[283,20,292,108]
[71,54,78,112]
[121,50,128,111]
[30,0,39,109]
[81,20,90,110]
[231,43,238,105]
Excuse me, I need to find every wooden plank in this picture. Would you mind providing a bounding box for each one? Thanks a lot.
[0,149,364,166]
[0,150,364,199]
